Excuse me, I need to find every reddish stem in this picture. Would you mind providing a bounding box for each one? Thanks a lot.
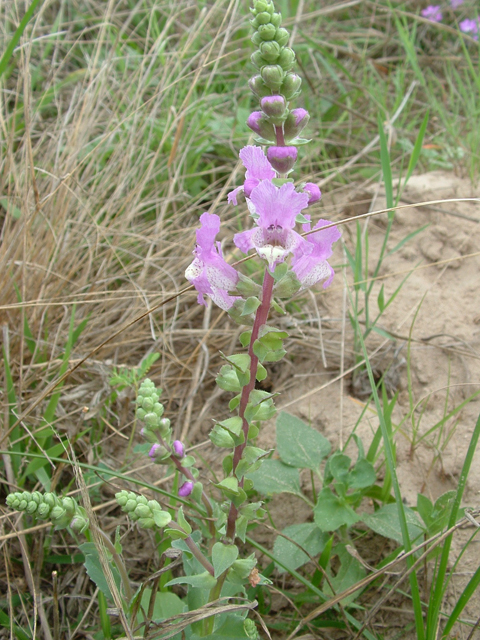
[226,269,275,540]
[275,124,285,146]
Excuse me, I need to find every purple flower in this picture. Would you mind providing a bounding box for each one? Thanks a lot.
[421,5,443,21]
[459,18,479,38]
[228,146,275,205]
[178,481,194,497]
[185,212,240,310]
[234,179,311,270]
[267,146,298,174]
[302,183,321,204]
[172,440,185,458]
[450,0,464,7]
[291,218,342,289]
[149,444,163,460]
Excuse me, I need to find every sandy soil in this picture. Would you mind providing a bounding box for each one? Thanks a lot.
[248,170,480,637]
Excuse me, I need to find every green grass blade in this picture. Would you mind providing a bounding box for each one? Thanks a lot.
[0,0,43,80]
[404,111,429,187]
[426,411,480,640]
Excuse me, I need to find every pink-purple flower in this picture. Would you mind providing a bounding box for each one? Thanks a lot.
[291,218,342,289]
[450,0,464,7]
[234,179,311,270]
[421,5,443,21]
[178,481,194,497]
[459,18,479,39]
[185,212,240,310]
[228,145,275,205]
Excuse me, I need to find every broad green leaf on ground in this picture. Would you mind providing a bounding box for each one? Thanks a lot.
[324,543,366,606]
[273,523,329,573]
[276,412,331,471]
[247,458,301,496]
[361,503,425,545]
[191,614,252,640]
[314,488,360,531]
[165,571,217,590]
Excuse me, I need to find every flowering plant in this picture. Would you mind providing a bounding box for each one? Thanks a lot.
[5,1,340,637]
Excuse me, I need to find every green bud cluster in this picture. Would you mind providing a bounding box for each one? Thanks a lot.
[116,490,172,530]
[248,0,303,136]
[6,491,89,533]
[136,378,169,434]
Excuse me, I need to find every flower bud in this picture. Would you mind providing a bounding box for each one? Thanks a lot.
[249,75,272,98]
[277,47,295,71]
[270,12,282,28]
[284,108,310,140]
[125,498,137,512]
[140,427,159,443]
[280,73,302,99]
[142,397,154,411]
[274,28,289,47]
[148,443,165,460]
[260,64,285,91]
[251,31,263,47]
[144,412,160,428]
[134,504,151,519]
[260,95,286,118]
[136,408,146,420]
[251,11,271,26]
[247,112,276,141]
[61,497,77,516]
[26,500,39,515]
[172,440,185,458]
[115,491,129,507]
[251,51,269,69]
[178,481,194,498]
[37,503,51,519]
[303,182,321,204]
[267,146,298,174]
[259,40,281,63]
[258,24,277,41]
[159,417,171,437]
[252,0,269,12]
[70,515,89,534]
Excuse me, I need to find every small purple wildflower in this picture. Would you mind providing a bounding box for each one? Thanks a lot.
[459,18,479,39]
[291,218,342,289]
[172,440,185,458]
[450,0,464,7]
[228,145,275,205]
[185,212,240,311]
[302,183,322,205]
[178,481,194,497]
[234,179,311,270]
[421,5,443,21]
[149,443,163,460]
[267,146,298,174]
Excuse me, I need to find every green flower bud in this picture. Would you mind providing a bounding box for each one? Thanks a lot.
[280,73,302,99]
[251,31,263,47]
[274,28,289,47]
[134,504,151,519]
[251,11,271,26]
[158,418,171,437]
[258,23,277,41]
[251,51,269,69]
[44,493,59,508]
[61,497,77,516]
[37,504,51,519]
[143,397,153,411]
[115,491,129,507]
[125,498,137,512]
[249,75,272,98]
[144,412,160,428]
[137,495,148,505]
[270,12,282,28]
[277,47,295,71]
[136,407,146,420]
[260,64,285,91]
[70,515,89,534]
[138,517,155,529]
[153,402,164,417]
[18,499,28,511]
[259,40,281,63]
[26,500,39,515]
[252,0,269,12]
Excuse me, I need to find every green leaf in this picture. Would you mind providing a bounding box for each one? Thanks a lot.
[241,296,261,316]
[276,412,331,471]
[191,614,252,640]
[247,458,301,496]
[314,488,360,531]
[348,458,376,490]
[325,452,351,485]
[137,589,185,638]
[324,544,366,605]
[177,507,192,535]
[215,476,240,496]
[78,542,121,602]
[165,571,217,590]
[273,523,328,573]
[361,503,424,545]
[212,542,239,578]
[218,417,243,437]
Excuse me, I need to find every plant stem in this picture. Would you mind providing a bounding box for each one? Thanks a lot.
[226,269,275,540]
[168,523,215,575]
